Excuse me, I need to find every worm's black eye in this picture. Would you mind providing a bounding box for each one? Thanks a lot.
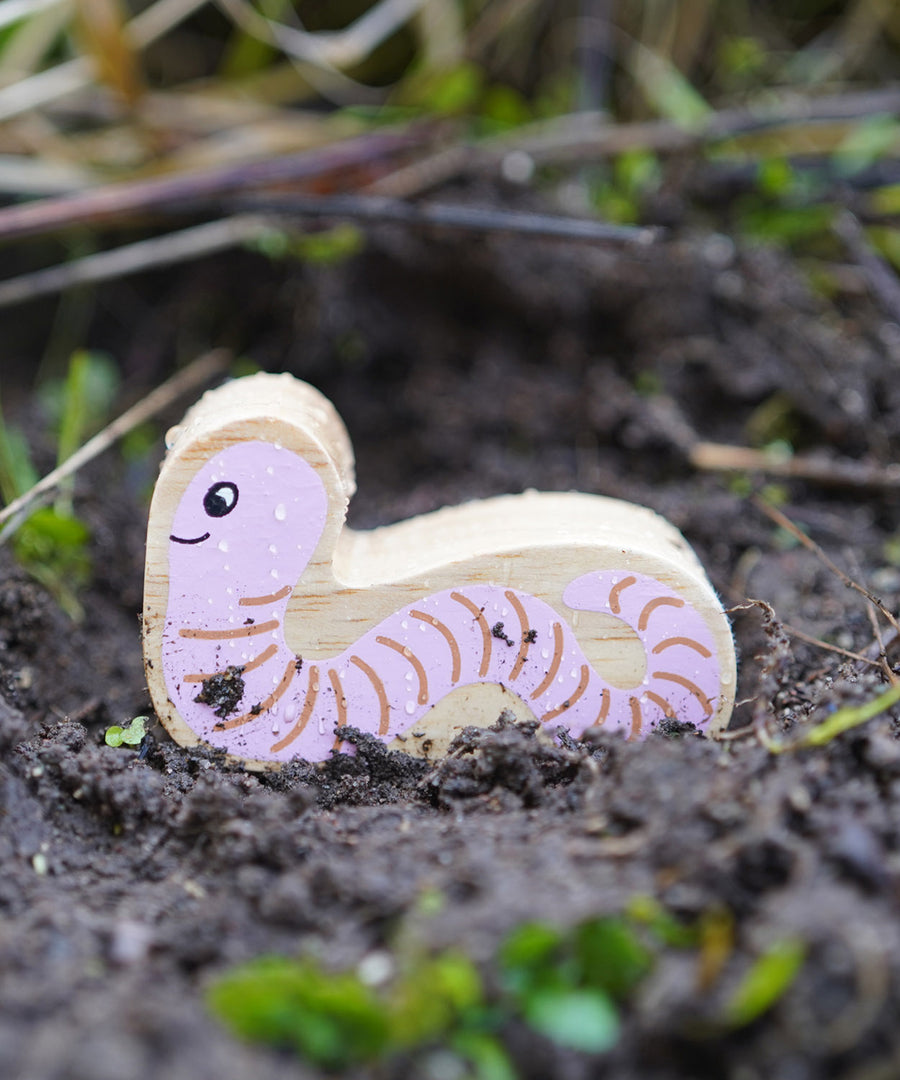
[203,481,239,518]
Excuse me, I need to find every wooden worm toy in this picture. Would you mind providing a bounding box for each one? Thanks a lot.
[143,373,736,766]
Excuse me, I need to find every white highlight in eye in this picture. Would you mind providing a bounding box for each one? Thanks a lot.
[274,503,286,521]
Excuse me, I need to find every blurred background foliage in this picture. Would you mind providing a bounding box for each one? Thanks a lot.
[0,0,898,199]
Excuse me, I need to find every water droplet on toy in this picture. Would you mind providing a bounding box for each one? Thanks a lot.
[226,587,233,595]
[223,564,230,572]
[318,717,326,735]
[271,568,279,579]
[405,671,413,681]
[541,648,549,660]
[228,616,234,624]
[266,466,274,475]
[218,539,229,553]
[274,442,282,451]
[274,503,286,521]
[405,701,415,715]
[401,620,408,630]
[269,544,277,555]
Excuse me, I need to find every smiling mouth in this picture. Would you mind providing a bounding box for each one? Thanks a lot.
[170,532,210,545]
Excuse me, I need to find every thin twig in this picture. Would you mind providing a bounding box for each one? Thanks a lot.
[752,494,900,636]
[0,129,419,243]
[833,210,900,326]
[690,441,900,491]
[230,192,658,243]
[0,0,212,122]
[0,350,230,542]
[0,198,654,309]
[367,85,900,197]
[0,216,268,309]
[216,0,431,71]
[782,622,881,668]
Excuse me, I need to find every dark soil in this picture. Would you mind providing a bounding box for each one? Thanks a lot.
[3,224,900,1079]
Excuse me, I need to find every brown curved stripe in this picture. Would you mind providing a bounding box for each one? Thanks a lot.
[239,584,292,607]
[180,618,279,640]
[376,636,429,705]
[328,668,347,728]
[637,596,685,632]
[651,636,712,658]
[351,655,390,735]
[216,658,296,731]
[592,688,611,727]
[645,690,676,718]
[628,697,642,740]
[505,590,531,681]
[450,591,491,677]
[410,610,461,683]
[608,575,637,615]
[652,671,713,718]
[270,666,320,753]
[530,622,564,700]
[542,664,590,722]
[183,642,279,683]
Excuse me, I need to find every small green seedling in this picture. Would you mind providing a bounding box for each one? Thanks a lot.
[207,914,657,1072]
[723,938,806,1028]
[105,716,148,748]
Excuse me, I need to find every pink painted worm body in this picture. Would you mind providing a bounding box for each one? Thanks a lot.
[158,439,724,763]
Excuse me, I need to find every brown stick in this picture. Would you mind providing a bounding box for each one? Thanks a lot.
[367,86,900,197]
[0,350,230,541]
[0,129,418,244]
[751,495,900,636]
[690,441,900,491]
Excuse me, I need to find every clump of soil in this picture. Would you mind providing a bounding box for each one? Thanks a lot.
[2,229,900,1079]
[194,666,246,720]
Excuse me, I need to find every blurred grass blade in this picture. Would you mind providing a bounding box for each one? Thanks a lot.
[632,43,712,128]
[796,683,900,748]
[0,0,66,33]
[73,0,143,105]
[0,388,39,505]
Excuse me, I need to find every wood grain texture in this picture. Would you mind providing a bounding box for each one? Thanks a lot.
[143,373,736,767]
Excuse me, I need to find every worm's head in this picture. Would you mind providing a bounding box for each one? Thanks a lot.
[168,440,328,595]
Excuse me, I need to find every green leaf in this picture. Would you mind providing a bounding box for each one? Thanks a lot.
[634,48,711,128]
[207,956,390,1069]
[833,115,900,178]
[523,988,619,1053]
[106,718,147,748]
[739,203,835,245]
[451,1032,518,1080]
[573,918,653,1000]
[724,939,805,1028]
[499,921,566,995]
[389,951,483,1047]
